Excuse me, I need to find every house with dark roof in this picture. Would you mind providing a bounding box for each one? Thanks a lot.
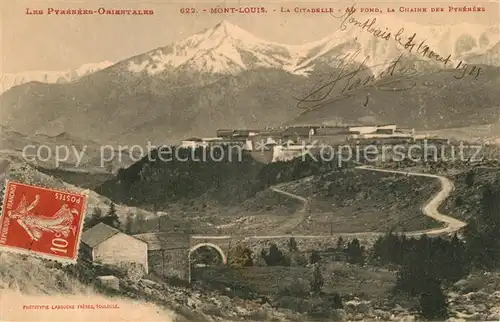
[80,223,148,274]
[216,129,235,138]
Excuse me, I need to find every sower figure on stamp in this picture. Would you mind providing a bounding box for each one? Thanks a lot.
[7,194,79,241]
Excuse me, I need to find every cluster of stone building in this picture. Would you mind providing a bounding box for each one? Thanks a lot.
[79,223,205,282]
[80,223,149,275]
[179,124,446,152]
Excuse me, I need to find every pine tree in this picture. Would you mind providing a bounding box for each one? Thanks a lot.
[264,244,290,266]
[288,237,298,253]
[102,203,121,229]
[419,279,448,320]
[83,207,103,230]
[465,182,500,268]
[445,234,469,282]
[481,184,500,227]
[124,212,134,234]
[336,236,345,250]
[310,263,324,294]
[346,238,365,265]
[465,170,475,188]
[310,250,321,264]
[135,211,146,233]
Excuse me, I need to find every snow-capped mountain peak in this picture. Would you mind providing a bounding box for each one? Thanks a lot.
[3,19,499,93]
[207,20,262,43]
[127,20,295,75]
[125,19,499,78]
[175,20,262,52]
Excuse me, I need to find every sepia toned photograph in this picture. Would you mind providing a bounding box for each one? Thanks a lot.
[1,0,499,321]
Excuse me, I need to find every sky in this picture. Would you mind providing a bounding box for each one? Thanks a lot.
[2,0,499,73]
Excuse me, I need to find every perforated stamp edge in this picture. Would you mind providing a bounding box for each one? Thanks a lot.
[0,179,90,264]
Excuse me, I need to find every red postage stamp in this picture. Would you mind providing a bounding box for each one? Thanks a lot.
[0,180,88,262]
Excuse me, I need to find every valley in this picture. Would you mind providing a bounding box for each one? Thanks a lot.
[91,147,449,235]
[2,12,500,322]
[1,137,500,321]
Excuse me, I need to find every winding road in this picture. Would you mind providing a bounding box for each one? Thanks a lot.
[245,165,467,241]
[270,187,309,234]
[0,157,467,241]
[356,166,467,237]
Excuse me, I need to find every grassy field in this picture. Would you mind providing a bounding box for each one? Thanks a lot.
[192,262,396,301]
[280,169,442,234]
[41,162,444,235]
[133,188,304,235]
[157,167,443,235]
[0,253,177,321]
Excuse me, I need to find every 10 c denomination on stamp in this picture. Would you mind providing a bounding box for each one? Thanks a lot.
[0,180,87,262]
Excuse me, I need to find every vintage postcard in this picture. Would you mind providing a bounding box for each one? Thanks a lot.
[1,0,499,321]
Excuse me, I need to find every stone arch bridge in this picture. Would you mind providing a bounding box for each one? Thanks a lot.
[132,232,373,281]
[131,167,461,281]
[133,233,236,281]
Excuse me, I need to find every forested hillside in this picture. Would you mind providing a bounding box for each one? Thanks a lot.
[96,146,338,209]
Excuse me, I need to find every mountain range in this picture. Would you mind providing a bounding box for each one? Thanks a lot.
[0,125,140,172]
[122,20,499,77]
[1,61,114,94]
[1,18,499,146]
